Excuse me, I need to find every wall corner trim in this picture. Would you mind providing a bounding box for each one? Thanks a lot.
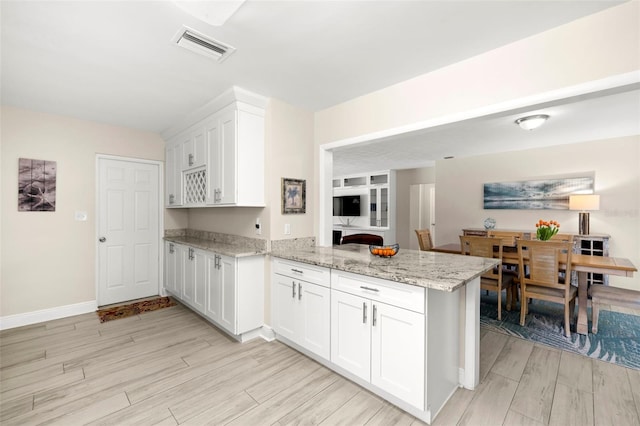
[0,300,98,330]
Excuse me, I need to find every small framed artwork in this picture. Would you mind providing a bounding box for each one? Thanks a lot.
[18,158,57,211]
[282,178,306,214]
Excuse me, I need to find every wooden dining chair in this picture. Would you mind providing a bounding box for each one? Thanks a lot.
[487,230,524,246]
[460,235,514,320]
[415,229,433,251]
[517,240,576,338]
[340,233,383,246]
[549,233,575,243]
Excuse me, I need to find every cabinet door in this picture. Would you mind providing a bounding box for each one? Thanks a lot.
[369,186,389,227]
[165,143,183,207]
[182,247,196,306]
[331,290,371,381]
[165,146,174,207]
[299,281,330,360]
[205,254,221,322]
[217,106,237,205]
[181,127,207,170]
[205,109,236,205]
[272,273,298,342]
[218,254,237,334]
[371,301,425,410]
[205,116,221,204]
[164,242,179,295]
[175,244,187,300]
[192,249,207,314]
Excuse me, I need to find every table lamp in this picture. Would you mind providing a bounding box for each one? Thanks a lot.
[569,194,600,235]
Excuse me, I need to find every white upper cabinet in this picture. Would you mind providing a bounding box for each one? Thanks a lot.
[181,125,207,171]
[165,142,183,207]
[206,102,265,206]
[163,87,267,208]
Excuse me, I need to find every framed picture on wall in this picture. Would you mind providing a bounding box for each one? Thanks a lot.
[282,178,306,214]
[483,176,594,210]
[18,158,57,211]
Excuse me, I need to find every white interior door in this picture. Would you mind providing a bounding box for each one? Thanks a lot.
[98,157,160,306]
[409,184,435,249]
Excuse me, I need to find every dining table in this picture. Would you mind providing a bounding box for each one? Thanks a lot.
[431,243,638,335]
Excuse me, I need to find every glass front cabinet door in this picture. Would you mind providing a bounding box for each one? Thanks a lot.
[370,186,389,228]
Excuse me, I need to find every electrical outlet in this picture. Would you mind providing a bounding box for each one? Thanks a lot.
[284,223,291,235]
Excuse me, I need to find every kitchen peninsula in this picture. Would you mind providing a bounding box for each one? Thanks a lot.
[270,244,498,424]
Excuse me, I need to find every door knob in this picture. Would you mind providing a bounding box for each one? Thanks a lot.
[99,237,106,242]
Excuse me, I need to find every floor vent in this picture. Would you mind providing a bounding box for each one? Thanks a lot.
[171,26,236,62]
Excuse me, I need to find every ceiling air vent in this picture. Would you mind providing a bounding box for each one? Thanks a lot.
[171,26,236,62]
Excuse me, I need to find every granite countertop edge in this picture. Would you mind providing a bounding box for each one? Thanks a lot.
[164,236,267,258]
[269,246,499,292]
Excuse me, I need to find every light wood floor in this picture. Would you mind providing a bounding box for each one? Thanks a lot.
[1,303,639,426]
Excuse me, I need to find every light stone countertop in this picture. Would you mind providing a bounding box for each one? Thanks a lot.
[270,244,499,292]
[164,235,267,258]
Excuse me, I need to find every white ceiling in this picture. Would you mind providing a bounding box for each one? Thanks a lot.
[2,0,637,174]
[332,87,640,175]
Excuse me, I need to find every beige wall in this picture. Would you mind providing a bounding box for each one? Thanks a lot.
[1,106,166,317]
[266,99,315,240]
[436,136,640,289]
[315,1,639,146]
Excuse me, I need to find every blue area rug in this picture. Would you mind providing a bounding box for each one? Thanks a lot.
[480,292,640,370]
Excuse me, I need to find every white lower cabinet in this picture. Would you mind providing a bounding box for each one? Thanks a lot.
[164,241,264,339]
[330,290,371,380]
[164,242,181,295]
[330,273,425,410]
[272,259,331,360]
[182,246,206,314]
[270,257,462,424]
[205,253,241,334]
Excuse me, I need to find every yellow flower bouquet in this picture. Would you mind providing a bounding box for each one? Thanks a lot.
[536,219,560,241]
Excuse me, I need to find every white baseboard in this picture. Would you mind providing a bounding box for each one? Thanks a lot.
[0,300,97,330]
[237,325,275,343]
[259,325,276,342]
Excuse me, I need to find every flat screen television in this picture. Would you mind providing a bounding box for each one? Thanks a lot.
[333,195,361,216]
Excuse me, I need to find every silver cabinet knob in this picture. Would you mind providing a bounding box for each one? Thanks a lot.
[99,237,106,242]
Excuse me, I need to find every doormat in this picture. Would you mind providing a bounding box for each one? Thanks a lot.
[96,297,176,323]
[480,292,640,371]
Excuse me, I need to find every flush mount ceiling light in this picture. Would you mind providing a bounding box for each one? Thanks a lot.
[173,0,246,26]
[171,26,236,62]
[515,114,550,130]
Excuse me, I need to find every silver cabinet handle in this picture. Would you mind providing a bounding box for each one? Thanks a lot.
[360,286,379,292]
[291,268,304,274]
[169,194,175,204]
[189,247,194,260]
[298,283,302,300]
[169,243,174,254]
[99,237,106,243]
[292,281,296,298]
[188,153,194,166]
[373,304,377,327]
[363,302,367,324]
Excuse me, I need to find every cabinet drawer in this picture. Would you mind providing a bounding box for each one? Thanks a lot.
[272,258,330,287]
[331,270,425,314]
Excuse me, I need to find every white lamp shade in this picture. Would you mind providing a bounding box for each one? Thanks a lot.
[515,114,549,130]
[569,194,600,211]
